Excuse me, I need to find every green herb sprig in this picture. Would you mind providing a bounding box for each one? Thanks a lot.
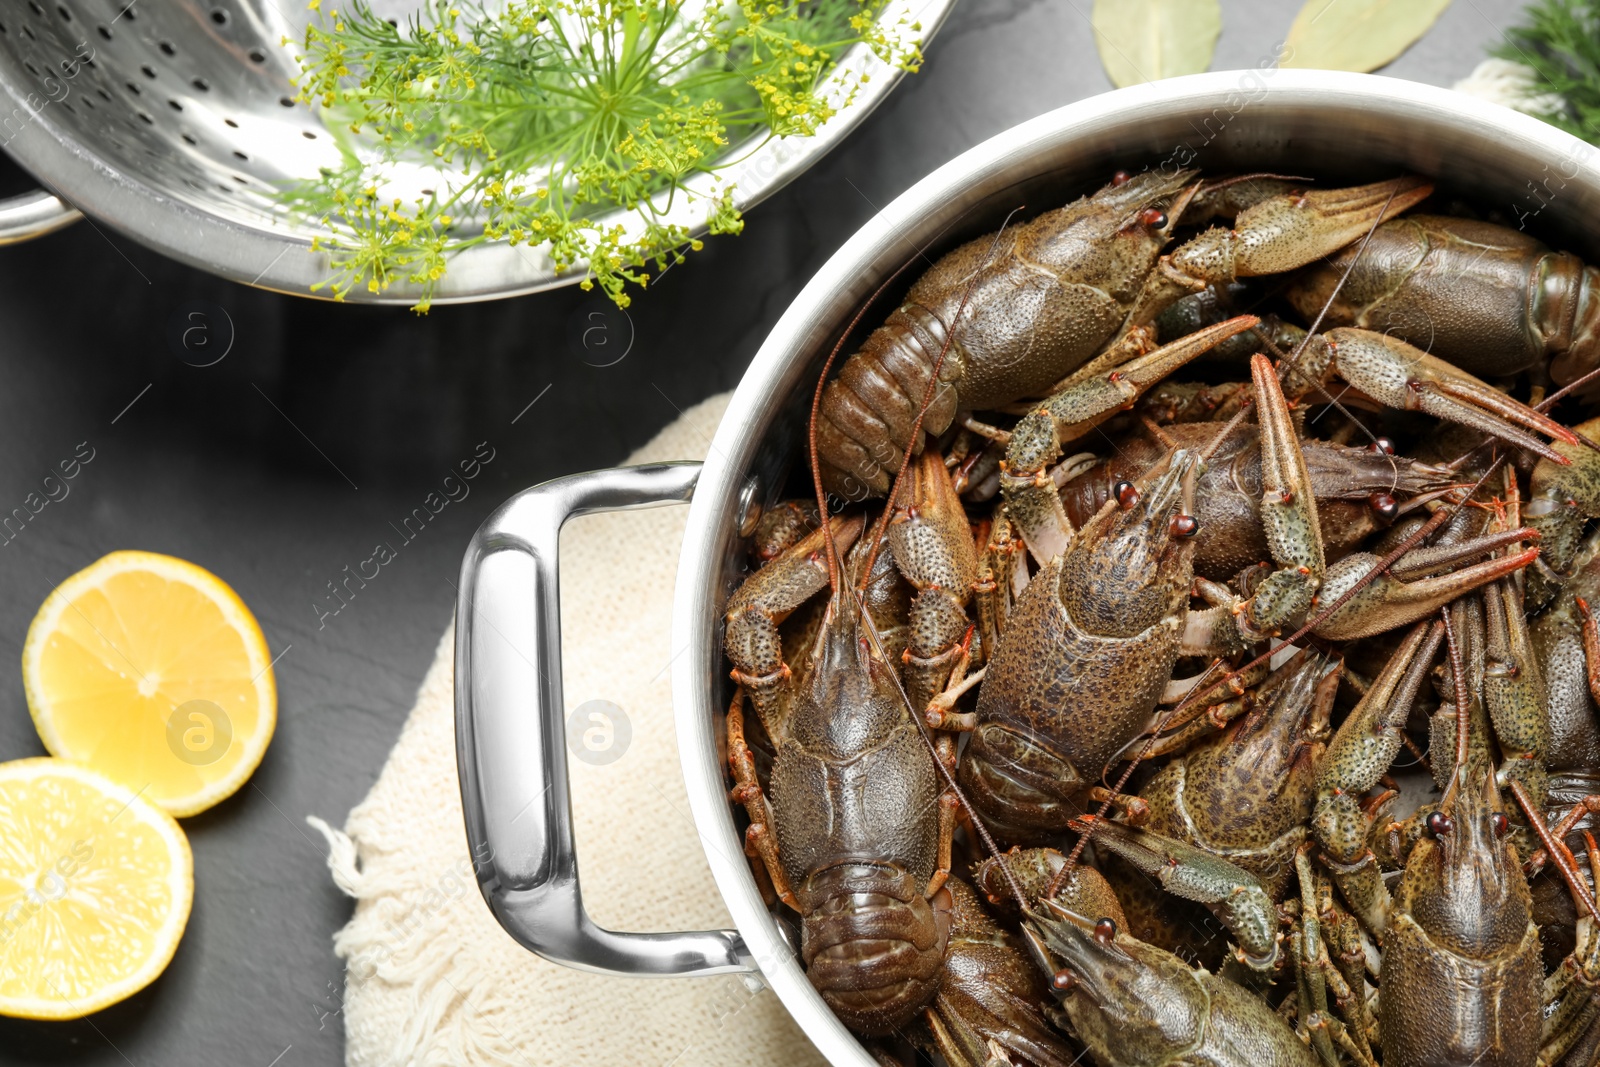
[1495,0,1600,144]
[285,0,922,311]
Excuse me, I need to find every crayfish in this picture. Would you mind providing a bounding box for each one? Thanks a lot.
[721,166,1600,1066]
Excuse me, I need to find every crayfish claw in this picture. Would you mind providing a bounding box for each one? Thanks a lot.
[1312,530,1540,643]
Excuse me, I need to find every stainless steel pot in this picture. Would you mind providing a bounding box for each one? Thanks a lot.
[455,69,1600,1065]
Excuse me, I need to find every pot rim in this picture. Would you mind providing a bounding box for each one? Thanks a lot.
[670,68,1600,1066]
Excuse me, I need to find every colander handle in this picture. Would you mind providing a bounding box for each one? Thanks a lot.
[455,461,757,978]
[0,189,79,245]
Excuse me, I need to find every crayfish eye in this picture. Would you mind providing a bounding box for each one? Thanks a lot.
[1427,811,1454,838]
[1368,438,1397,456]
[1140,207,1168,229]
[1093,917,1117,945]
[1369,492,1398,520]
[1114,480,1139,509]
[1491,812,1510,837]
[1052,968,1079,992]
[1169,514,1199,538]
[1111,170,1132,186]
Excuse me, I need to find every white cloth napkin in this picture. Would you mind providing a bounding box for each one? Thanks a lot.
[309,391,828,1067]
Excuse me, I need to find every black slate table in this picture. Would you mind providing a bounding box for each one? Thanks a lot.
[0,0,1533,1063]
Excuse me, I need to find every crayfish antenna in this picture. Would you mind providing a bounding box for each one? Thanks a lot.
[1198,399,1254,464]
[1439,602,1472,799]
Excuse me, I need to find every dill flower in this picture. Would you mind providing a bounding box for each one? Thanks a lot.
[284,0,921,311]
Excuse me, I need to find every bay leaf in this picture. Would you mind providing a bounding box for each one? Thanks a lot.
[1280,0,1452,72]
[1091,0,1223,89]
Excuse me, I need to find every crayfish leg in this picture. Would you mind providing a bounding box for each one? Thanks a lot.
[725,690,799,911]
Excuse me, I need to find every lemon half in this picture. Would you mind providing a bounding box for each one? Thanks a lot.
[23,551,277,816]
[0,758,193,1019]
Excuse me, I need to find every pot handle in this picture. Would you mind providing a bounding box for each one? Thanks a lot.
[455,461,755,977]
[0,189,80,244]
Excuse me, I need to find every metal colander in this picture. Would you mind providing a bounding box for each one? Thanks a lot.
[0,0,951,304]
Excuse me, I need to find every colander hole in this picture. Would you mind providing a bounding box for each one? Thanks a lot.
[23,63,39,77]
[248,49,265,63]
[0,21,8,34]
[278,96,293,107]
[57,5,71,20]
[141,65,156,79]
[233,175,247,184]
[21,26,35,41]
[216,183,230,193]
[95,88,109,100]
[59,102,72,114]
[211,9,228,26]
[26,2,42,16]
[97,25,109,39]
[167,99,182,111]
[124,82,139,94]
[223,117,238,127]
[158,41,173,56]
[184,179,201,189]
[137,111,151,124]
[119,4,136,20]
[302,130,316,139]
[81,97,92,109]
[181,133,196,145]
[233,150,247,160]
[192,77,208,91]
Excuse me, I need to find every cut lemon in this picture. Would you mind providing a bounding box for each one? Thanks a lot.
[0,758,193,1019]
[23,551,277,817]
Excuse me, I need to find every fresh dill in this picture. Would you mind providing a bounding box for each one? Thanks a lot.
[283,0,922,310]
[1495,0,1600,143]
